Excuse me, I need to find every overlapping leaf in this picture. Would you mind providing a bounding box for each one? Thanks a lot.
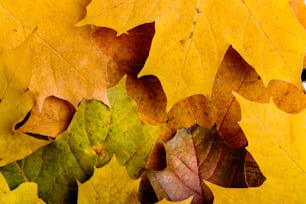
[78,156,140,204]
[78,0,306,110]
[0,36,50,166]
[1,77,161,202]
[0,172,44,204]
[211,48,306,147]
[17,20,155,139]
[0,0,304,203]
[0,0,109,108]
[127,47,306,147]
[19,97,75,137]
[206,94,306,203]
[126,75,167,125]
[1,101,100,203]
[92,23,155,88]
[148,126,265,203]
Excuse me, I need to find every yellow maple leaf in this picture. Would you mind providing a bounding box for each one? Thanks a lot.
[77,0,306,110]
[205,93,306,203]
[0,36,50,166]
[77,156,140,204]
[0,0,109,108]
[0,172,45,204]
[127,47,306,149]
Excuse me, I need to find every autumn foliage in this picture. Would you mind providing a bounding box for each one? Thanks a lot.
[0,0,305,203]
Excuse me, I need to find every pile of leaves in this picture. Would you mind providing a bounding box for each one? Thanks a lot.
[0,0,305,203]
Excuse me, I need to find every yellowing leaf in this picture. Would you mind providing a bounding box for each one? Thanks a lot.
[78,156,140,204]
[78,0,306,110]
[0,172,44,204]
[206,93,306,203]
[0,36,50,166]
[0,0,109,108]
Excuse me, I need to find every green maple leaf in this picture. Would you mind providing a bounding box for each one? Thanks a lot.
[0,77,161,203]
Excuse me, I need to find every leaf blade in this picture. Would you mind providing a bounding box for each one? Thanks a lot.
[78,157,140,204]
[1,77,161,202]
[207,93,306,203]
[0,36,50,166]
[78,0,306,110]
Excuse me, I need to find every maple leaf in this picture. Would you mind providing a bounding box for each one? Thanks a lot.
[0,0,109,108]
[206,93,306,203]
[78,156,140,204]
[17,22,154,138]
[0,36,50,166]
[0,76,161,203]
[93,76,162,179]
[148,126,265,203]
[127,47,305,147]
[210,48,306,147]
[77,0,306,110]
[0,172,44,204]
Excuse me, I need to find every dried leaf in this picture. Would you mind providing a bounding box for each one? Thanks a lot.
[0,0,109,108]
[92,23,155,87]
[148,126,264,203]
